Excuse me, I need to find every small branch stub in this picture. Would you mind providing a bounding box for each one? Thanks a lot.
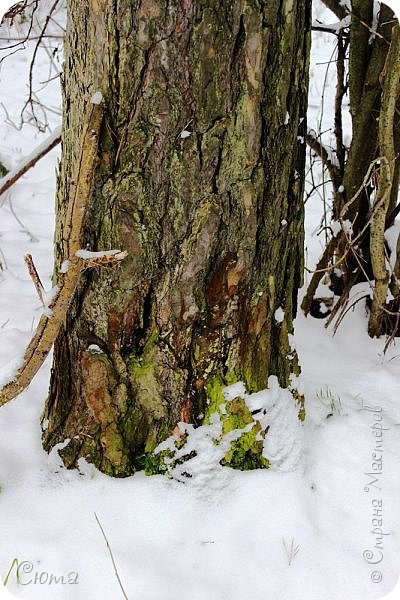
[24,254,45,306]
[75,249,128,269]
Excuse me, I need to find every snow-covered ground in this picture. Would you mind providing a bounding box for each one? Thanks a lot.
[0,1,399,599]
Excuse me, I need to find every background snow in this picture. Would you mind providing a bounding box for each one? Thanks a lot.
[0,1,399,599]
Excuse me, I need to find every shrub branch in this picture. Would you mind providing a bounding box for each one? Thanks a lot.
[368,24,400,336]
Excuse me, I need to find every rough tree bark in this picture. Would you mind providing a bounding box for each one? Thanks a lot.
[42,0,310,476]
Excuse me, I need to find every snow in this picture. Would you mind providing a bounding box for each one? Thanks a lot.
[90,91,103,105]
[0,3,10,24]
[0,355,21,389]
[87,344,103,354]
[341,219,353,236]
[222,381,246,401]
[385,223,400,256]
[75,248,124,259]
[331,219,353,237]
[0,1,400,600]
[154,376,303,481]
[60,259,69,273]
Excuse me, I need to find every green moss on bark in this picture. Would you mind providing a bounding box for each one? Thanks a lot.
[221,424,269,470]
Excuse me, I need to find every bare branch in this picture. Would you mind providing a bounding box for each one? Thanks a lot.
[301,232,343,315]
[312,25,347,35]
[0,1,39,59]
[0,126,61,199]
[0,99,105,407]
[334,32,348,174]
[340,157,385,219]
[306,131,341,189]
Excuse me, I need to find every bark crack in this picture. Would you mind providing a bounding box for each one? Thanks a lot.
[229,13,246,111]
[113,0,121,118]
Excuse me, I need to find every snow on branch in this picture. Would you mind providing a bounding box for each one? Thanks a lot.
[0,125,61,198]
[75,249,128,268]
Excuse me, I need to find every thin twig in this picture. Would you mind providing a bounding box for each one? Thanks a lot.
[383,309,400,353]
[0,34,64,41]
[0,1,39,59]
[301,232,343,315]
[340,157,386,219]
[7,197,39,241]
[331,293,369,334]
[306,131,341,190]
[19,0,60,130]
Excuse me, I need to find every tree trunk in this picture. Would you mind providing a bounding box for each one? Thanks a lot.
[340,4,397,285]
[42,0,311,476]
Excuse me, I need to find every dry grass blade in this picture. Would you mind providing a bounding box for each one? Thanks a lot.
[94,513,129,600]
[282,537,300,566]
